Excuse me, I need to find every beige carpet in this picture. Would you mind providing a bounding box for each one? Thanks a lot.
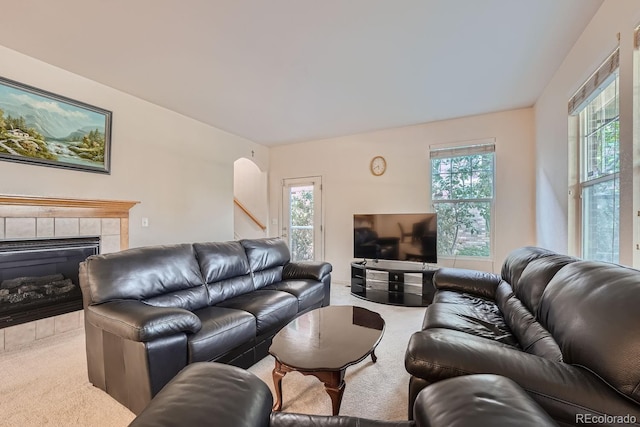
[0,285,425,426]
[0,328,135,427]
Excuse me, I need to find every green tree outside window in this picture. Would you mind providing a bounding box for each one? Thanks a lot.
[431,151,494,257]
[289,186,314,261]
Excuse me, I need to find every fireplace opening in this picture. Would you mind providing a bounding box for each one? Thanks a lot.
[0,236,100,329]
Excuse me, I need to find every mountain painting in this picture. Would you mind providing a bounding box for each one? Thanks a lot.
[0,77,111,173]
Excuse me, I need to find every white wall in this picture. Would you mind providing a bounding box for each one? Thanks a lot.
[535,0,640,266]
[0,45,269,248]
[233,157,268,239]
[269,108,536,283]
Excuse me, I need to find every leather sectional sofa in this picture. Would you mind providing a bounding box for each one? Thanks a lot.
[405,246,640,426]
[129,362,558,427]
[79,237,332,414]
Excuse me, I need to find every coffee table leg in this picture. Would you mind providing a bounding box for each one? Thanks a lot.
[272,361,286,411]
[273,365,350,416]
[315,369,346,416]
[371,349,377,363]
[325,380,345,416]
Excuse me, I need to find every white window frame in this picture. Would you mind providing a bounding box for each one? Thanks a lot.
[429,140,496,260]
[568,49,620,262]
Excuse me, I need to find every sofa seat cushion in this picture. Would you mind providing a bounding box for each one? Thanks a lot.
[263,279,325,311]
[423,303,518,346]
[216,290,298,334]
[188,307,256,363]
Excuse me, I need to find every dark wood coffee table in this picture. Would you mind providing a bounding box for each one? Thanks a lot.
[269,305,385,415]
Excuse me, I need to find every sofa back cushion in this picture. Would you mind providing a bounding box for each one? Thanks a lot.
[240,238,290,289]
[515,255,578,316]
[81,244,207,310]
[539,261,640,403]
[500,246,557,291]
[496,281,562,362]
[495,251,577,362]
[193,241,254,305]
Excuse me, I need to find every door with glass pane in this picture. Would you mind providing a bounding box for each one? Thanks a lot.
[282,177,323,261]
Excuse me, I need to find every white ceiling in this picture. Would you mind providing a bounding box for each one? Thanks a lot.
[0,0,603,146]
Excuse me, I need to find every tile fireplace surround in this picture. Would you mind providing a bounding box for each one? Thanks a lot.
[0,195,138,352]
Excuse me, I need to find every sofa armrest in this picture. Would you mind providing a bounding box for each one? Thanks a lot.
[432,268,501,299]
[405,328,640,425]
[85,300,201,342]
[413,374,558,427]
[283,261,332,281]
[130,362,272,427]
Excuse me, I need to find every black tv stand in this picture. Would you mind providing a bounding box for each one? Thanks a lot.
[350,260,436,307]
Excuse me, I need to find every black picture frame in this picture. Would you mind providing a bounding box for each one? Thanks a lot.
[0,76,112,174]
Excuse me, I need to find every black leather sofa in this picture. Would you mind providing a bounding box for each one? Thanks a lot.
[129,362,558,427]
[405,246,640,426]
[79,237,332,414]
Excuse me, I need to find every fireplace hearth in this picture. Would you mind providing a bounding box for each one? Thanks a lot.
[0,237,100,329]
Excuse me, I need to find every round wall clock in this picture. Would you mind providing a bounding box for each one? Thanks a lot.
[370,156,387,176]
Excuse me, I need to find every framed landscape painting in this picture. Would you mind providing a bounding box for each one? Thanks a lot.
[0,76,112,174]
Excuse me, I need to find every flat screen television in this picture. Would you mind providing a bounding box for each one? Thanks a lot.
[353,213,437,263]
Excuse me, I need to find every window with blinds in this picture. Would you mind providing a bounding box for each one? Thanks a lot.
[430,143,495,258]
[569,49,619,263]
